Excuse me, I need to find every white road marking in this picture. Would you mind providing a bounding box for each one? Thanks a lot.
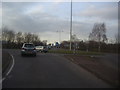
[1,53,15,82]
[6,54,15,76]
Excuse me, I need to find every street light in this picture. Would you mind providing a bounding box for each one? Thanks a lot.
[70,0,72,51]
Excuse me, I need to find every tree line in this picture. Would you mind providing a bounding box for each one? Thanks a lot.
[2,22,119,53]
[61,23,119,53]
[2,26,45,49]
[60,40,119,53]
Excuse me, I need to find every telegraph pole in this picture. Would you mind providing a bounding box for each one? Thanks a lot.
[70,0,72,51]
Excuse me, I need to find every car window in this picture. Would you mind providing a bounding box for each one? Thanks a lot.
[24,44,34,48]
[36,46,39,48]
[36,46,43,48]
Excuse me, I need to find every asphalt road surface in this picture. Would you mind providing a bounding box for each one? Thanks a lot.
[2,49,112,88]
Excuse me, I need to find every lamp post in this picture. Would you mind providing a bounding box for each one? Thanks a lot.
[70,0,72,51]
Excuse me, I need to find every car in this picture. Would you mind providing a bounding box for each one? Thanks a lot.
[21,43,37,56]
[35,46,48,53]
[47,45,51,50]
[42,46,48,53]
[35,46,44,52]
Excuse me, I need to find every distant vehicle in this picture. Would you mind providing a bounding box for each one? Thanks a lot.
[47,45,51,50]
[35,46,48,53]
[21,43,37,56]
[42,46,48,53]
[35,46,44,52]
[55,42,60,48]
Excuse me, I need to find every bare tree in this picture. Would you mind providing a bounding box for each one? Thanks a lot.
[71,34,78,42]
[31,34,40,43]
[71,34,79,53]
[24,33,32,43]
[2,26,15,43]
[23,32,41,44]
[42,40,47,46]
[89,23,107,52]
[0,27,2,41]
[16,32,24,44]
[2,26,9,41]
[115,33,120,44]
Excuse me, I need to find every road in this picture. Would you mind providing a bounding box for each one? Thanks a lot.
[2,49,112,88]
[0,43,1,89]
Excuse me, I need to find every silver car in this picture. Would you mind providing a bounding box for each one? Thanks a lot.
[35,46,44,52]
[21,43,37,56]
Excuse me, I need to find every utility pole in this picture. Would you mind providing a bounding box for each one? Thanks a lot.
[70,0,72,51]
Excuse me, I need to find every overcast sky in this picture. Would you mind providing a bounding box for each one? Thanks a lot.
[2,1,118,43]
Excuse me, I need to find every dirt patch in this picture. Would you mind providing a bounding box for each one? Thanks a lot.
[64,55,119,87]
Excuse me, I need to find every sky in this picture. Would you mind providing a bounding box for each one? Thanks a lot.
[1,0,118,44]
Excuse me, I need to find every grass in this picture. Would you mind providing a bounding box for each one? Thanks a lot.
[76,51,104,55]
[49,49,73,54]
[49,49,104,55]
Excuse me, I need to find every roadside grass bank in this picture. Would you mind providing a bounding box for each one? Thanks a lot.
[64,55,119,87]
[2,50,13,78]
[49,49,104,55]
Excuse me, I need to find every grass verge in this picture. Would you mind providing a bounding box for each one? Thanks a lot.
[49,49,104,55]
[64,55,119,87]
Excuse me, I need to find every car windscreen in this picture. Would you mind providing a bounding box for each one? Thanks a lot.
[43,46,47,49]
[24,44,34,48]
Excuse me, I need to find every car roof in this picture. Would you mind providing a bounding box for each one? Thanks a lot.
[36,45,43,47]
[23,43,34,47]
[23,43,33,44]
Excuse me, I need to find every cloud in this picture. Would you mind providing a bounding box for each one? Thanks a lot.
[75,3,118,21]
[0,2,2,27]
[24,5,43,15]
[2,2,118,43]
[2,3,70,33]
[2,2,71,43]
[2,0,119,2]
